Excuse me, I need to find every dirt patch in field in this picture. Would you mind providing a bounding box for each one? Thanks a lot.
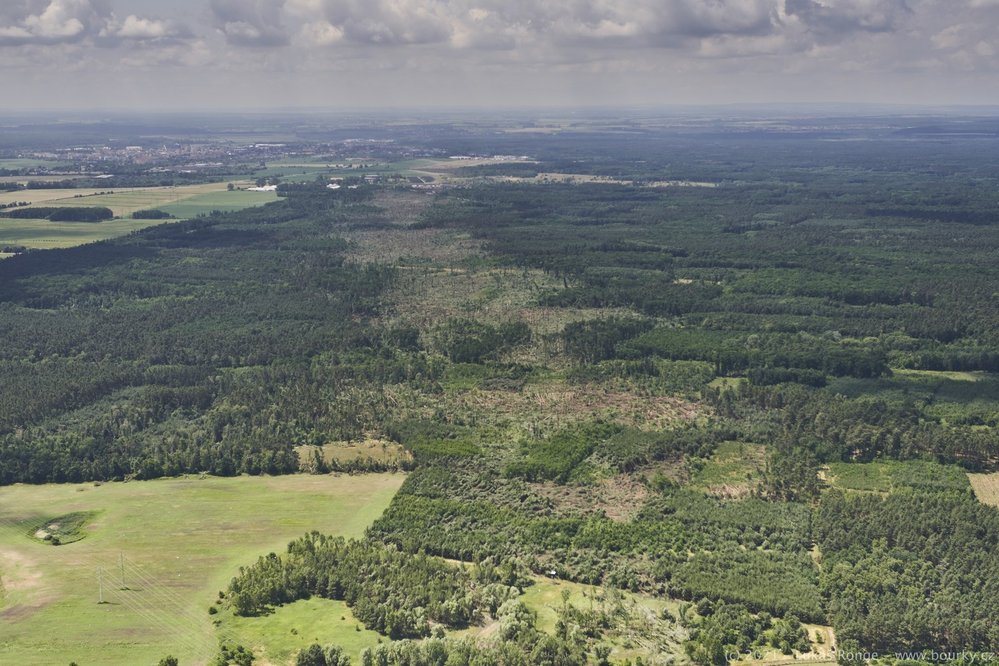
[0,546,58,621]
[1,602,44,621]
[702,483,755,499]
[390,267,554,323]
[0,547,43,593]
[345,228,484,265]
[371,189,435,225]
[535,474,651,521]
[635,458,691,486]
[343,189,464,264]
[295,438,412,469]
[454,383,703,432]
[969,472,999,506]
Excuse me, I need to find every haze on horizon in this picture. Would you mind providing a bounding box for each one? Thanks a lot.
[1,0,999,112]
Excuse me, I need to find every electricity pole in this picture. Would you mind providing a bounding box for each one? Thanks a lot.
[119,553,128,590]
[97,567,107,604]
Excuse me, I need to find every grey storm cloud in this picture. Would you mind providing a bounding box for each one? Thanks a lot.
[541,0,781,45]
[218,0,927,51]
[2,0,999,109]
[785,0,912,41]
[1,1,994,55]
[304,0,784,48]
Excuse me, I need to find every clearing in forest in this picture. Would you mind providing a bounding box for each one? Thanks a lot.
[969,471,999,506]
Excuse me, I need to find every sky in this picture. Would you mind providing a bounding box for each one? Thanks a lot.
[1,0,998,111]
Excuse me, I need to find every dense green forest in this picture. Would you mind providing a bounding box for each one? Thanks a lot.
[4,124,999,665]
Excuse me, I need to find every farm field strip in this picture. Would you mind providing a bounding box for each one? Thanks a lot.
[0,181,264,215]
[0,188,123,207]
[0,183,278,255]
[0,217,181,250]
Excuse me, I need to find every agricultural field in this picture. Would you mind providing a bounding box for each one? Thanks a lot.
[252,156,545,186]
[0,217,184,250]
[156,189,278,218]
[29,182,273,218]
[0,158,72,170]
[969,471,999,506]
[0,473,404,666]
[0,183,277,254]
[0,187,115,207]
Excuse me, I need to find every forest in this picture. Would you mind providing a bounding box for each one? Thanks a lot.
[3,121,999,665]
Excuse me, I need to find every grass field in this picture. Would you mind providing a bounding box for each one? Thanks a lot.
[40,183,275,217]
[452,574,685,665]
[223,597,387,665]
[0,182,275,217]
[969,472,999,506]
[0,175,81,185]
[0,159,72,170]
[0,184,278,255]
[0,187,116,207]
[692,441,766,497]
[156,189,278,218]
[826,460,971,493]
[0,473,404,666]
[0,217,185,250]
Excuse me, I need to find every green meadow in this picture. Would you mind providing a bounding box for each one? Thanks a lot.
[0,217,180,250]
[0,473,404,665]
[222,597,387,664]
[157,189,278,218]
[826,460,972,494]
[0,159,72,170]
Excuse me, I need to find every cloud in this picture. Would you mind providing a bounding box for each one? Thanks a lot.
[128,1,949,56]
[116,15,177,40]
[299,20,344,46]
[321,0,452,45]
[0,0,193,48]
[282,1,785,50]
[98,14,193,44]
[3,0,999,110]
[0,0,95,45]
[211,0,290,47]
[784,0,912,42]
[539,1,780,48]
